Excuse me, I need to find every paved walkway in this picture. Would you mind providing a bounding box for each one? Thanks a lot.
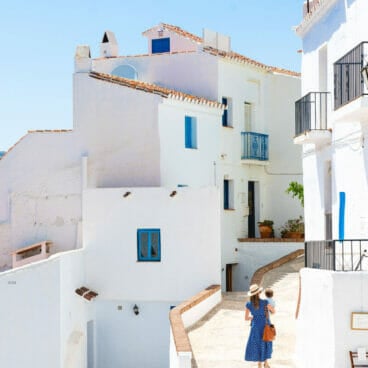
[187,255,304,368]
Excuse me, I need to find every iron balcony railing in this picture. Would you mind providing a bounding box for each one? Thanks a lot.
[305,239,368,271]
[241,132,268,161]
[295,92,330,136]
[334,41,368,110]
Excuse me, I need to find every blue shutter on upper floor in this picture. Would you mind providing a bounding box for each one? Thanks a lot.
[152,38,170,53]
[185,116,192,148]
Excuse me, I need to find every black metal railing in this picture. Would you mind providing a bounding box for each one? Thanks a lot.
[305,239,368,271]
[295,92,330,136]
[334,41,368,110]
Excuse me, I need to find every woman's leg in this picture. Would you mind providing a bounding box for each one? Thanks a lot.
[264,360,270,368]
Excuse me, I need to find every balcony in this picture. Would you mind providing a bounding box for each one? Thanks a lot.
[334,42,368,111]
[294,92,331,145]
[241,132,268,164]
[305,239,368,271]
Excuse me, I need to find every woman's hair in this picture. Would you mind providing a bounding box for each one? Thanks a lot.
[250,293,260,309]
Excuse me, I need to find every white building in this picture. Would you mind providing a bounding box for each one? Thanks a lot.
[294,1,368,367]
[0,24,301,367]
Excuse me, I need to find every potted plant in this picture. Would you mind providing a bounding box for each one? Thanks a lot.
[280,216,304,239]
[257,220,274,238]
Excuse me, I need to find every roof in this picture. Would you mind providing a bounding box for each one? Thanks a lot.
[296,0,337,37]
[0,130,72,161]
[141,23,299,77]
[142,23,202,44]
[203,46,300,77]
[89,71,224,109]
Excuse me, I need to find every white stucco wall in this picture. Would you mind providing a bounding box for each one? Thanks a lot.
[297,268,368,368]
[158,99,222,187]
[73,73,162,188]
[83,186,221,301]
[83,186,220,368]
[233,243,304,291]
[0,258,61,367]
[92,52,219,101]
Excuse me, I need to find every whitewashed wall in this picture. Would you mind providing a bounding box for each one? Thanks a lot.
[0,132,81,267]
[233,242,304,291]
[92,52,219,101]
[158,99,222,187]
[73,73,162,188]
[83,186,221,368]
[296,268,368,368]
[83,186,221,300]
[0,258,61,367]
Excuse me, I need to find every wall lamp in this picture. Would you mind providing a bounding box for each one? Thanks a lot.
[123,191,131,198]
[362,64,368,89]
[133,304,139,315]
[170,190,177,197]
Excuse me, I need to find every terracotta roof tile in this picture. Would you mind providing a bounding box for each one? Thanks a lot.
[203,46,301,77]
[89,71,224,109]
[142,23,202,44]
[142,23,299,77]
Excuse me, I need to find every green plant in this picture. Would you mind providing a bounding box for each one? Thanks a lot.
[257,220,274,227]
[280,216,304,237]
[286,181,304,207]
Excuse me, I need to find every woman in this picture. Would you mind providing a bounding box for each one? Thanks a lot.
[244,284,273,368]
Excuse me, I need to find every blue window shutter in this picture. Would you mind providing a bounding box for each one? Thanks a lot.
[152,38,170,53]
[185,116,192,148]
[137,229,161,261]
[339,192,345,240]
[222,97,228,126]
[224,180,229,209]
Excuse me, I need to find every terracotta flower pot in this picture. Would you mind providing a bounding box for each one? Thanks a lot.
[259,225,273,238]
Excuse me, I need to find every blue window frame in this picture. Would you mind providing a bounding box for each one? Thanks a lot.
[137,229,161,262]
[152,38,170,53]
[185,116,197,149]
[222,97,228,126]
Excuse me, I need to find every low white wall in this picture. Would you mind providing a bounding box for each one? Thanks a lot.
[169,289,222,368]
[0,257,61,367]
[181,289,222,328]
[233,243,304,291]
[296,268,368,368]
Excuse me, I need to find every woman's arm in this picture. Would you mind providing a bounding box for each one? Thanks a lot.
[245,307,253,321]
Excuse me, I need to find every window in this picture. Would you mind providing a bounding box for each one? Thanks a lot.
[185,116,197,149]
[244,102,252,131]
[224,179,234,210]
[152,38,170,53]
[222,97,232,127]
[137,229,161,262]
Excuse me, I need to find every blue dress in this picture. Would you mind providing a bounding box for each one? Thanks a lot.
[245,299,273,362]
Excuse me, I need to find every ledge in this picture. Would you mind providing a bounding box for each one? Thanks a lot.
[238,237,304,243]
[251,249,305,286]
[169,284,221,353]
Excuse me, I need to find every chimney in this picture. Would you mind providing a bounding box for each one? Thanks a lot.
[100,31,118,58]
[74,45,91,73]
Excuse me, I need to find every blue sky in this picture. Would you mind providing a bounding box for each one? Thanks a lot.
[0,0,304,151]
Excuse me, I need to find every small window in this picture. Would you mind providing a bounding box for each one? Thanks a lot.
[222,97,232,127]
[137,229,161,262]
[224,179,234,210]
[152,38,170,53]
[185,116,197,149]
[244,102,252,131]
